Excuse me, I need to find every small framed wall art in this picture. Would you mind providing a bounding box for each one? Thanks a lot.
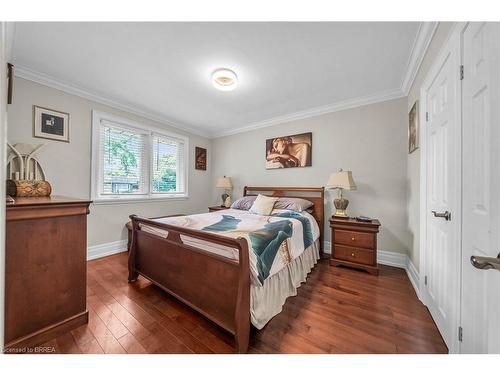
[408,100,419,154]
[7,63,13,104]
[195,146,207,170]
[33,105,70,143]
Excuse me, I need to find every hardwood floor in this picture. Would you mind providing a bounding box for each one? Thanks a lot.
[39,253,447,354]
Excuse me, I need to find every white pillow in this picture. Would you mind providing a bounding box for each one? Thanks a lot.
[249,194,279,216]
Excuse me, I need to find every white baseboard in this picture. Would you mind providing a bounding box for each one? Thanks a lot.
[377,250,407,268]
[406,257,421,300]
[87,239,128,261]
[323,241,421,300]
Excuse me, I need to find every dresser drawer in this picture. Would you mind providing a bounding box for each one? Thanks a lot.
[334,229,374,249]
[333,245,374,265]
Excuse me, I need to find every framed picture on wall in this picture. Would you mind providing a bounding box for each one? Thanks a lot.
[7,63,13,104]
[33,105,70,143]
[265,132,312,169]
[408,100,419,154]
[195,146,207,170]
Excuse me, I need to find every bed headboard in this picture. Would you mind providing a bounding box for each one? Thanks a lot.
[243,186,325,252]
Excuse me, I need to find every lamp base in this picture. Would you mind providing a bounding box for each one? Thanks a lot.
[223,196,232,208]
[333,197,349,218]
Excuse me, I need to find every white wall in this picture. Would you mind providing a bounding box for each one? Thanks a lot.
[7,77,212,247]
[212,97,410,254]
[406,22,454,270]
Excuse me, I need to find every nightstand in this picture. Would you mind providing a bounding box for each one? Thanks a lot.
[208,205,230,212]
[329,217,381,275]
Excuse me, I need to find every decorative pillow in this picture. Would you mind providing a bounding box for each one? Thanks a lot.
[249,194,279,216]
[230,195,257,210]
[274,197,314,212]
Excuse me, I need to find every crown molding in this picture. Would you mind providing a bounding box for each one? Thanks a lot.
[13,65,211,139]
[212,87,405,138]
[401,22,438,95]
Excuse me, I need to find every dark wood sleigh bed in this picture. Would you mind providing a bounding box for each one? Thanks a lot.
[127,186,325,353]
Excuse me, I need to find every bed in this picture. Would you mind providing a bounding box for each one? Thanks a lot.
[127,186,324,353]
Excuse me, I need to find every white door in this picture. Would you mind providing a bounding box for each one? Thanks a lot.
[422,33,461,351]
[460,22,500,354]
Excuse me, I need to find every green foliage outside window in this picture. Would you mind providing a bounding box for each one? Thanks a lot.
[103,127,178,194]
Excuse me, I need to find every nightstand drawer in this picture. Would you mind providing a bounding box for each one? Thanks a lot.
[334,229,374,249]
[333,245,374,265]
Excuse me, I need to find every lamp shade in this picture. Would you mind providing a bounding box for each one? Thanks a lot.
[216,176,233,189]
[326,170,357,190]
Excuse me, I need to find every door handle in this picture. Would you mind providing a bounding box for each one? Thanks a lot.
[470,253,500,271]
[432,210,452,221]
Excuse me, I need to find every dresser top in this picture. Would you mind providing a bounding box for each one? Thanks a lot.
[7,195,92,208]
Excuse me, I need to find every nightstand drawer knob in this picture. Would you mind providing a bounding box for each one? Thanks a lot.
[351,236,355,241]
[351,252,355,257]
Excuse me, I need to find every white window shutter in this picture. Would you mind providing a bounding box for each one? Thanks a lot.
[151,133,186,195]
[98,120,148,196]
[91,111,189,201]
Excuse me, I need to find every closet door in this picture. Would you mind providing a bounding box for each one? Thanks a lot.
[461,22,500,354]
[421,27,461,352]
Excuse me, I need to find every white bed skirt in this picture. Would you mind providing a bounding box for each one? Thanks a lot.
[250,240,320,329]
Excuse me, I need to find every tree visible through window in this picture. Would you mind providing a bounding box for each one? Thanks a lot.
[102,126,143,194]
[93,113,188,200]
[152,136,178,193]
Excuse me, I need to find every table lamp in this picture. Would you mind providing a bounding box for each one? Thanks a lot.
[326,169,357,218]
[216,176,233,207]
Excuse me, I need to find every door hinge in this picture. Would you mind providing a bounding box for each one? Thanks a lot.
[424,275,428,286]
[460,65,464,80]
[458,326,463,342]
[425,112,429,122]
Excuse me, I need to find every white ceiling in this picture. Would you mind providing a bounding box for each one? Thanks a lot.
[12,22,422,137]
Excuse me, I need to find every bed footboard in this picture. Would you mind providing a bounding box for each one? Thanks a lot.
[128,214,251,353]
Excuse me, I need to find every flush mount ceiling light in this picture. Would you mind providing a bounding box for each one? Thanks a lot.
[211,68,238,91]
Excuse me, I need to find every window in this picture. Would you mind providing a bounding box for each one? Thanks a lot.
[152,134,185,194]
[91,111,188,202]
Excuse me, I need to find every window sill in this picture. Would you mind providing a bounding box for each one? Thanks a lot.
[92,195,189,205]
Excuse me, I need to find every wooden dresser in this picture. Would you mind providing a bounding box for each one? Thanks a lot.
[5,196,91,350]
[329,217,381,275]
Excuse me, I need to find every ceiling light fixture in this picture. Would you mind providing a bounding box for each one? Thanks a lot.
[212,68,238,91]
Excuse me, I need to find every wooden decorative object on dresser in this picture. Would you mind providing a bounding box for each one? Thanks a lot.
[5,196,91,351]
[329,217,381,275]
[208,205,230,212]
